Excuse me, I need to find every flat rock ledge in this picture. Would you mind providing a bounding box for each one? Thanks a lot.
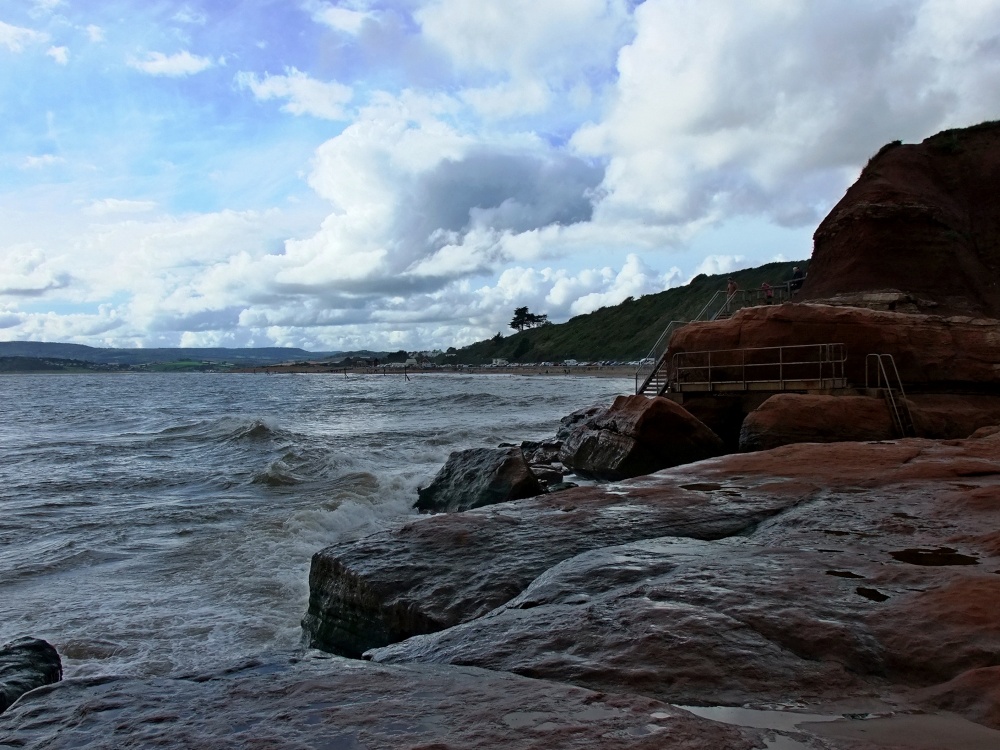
[305,430,1000,739]
[304,463,804,656]
[0,655,760,750]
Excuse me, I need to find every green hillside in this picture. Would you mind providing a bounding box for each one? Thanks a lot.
[456,260,807,364]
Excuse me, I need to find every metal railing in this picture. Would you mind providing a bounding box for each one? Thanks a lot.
[635,320,686,394]
[865,353,915,437]
[670,343,847,393]
[634,281,802,395]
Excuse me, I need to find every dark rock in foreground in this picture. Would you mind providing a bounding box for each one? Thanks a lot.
[0,655,760,749]
[0,637,62,714]
[415,446,542,513]
[559,394,724,480]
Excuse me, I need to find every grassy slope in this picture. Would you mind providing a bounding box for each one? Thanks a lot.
[457,260,807,364]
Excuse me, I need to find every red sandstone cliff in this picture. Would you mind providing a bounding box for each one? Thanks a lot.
[805,121,1000,318]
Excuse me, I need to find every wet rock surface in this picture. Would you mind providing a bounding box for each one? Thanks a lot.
[414,446,543,513]
[358,432,1000,733]
[303,463,809,656]
[0,637,62,714]
[0,655,761,749]
[559,394,724,480]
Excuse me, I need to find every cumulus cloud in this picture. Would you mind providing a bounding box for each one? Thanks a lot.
[575,0,1000,234]
[0,20,48,52]
[691,255,747,279]
[5,0,1000,350]
[416,0,630,79]
[236,67,352,120]
[46,45,68,64]
[128,50,214,76]
[0,247,73,297]
[303,0,373,35]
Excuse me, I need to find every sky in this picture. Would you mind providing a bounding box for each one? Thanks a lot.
[2,1,999,352]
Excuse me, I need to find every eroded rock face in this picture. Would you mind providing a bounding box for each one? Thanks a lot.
[0,637,62,714]
[0,655,760,749]
[559,394,724,480]
[668,303,1000,391]
[415,446,542,513]
[739,393,895,451]
[368,432,1000,724]
[805,123,1000,319]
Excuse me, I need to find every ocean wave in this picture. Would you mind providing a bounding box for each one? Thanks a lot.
[251,460,303,486]
[223,418,282,443]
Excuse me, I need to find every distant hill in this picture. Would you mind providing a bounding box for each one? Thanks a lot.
[456,260,807,364]
[0,343,342,367]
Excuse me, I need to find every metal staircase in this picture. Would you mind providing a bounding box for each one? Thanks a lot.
[866,354,916,437]
[635,285,788,395]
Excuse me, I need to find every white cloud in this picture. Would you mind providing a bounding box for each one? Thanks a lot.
[461,80,550,119]
[46,45,68,64]
[32,0,63,13]
[568,254,681,316]
[0,20,48,52]
[0,246,72,297]
[236,67,352,120]
[127,50,214,77]
[85,198,158,215]
[575,0,1000,235]
[691,255,746,279]
[85,24,104,43]
[304,0,372,35]
[21,154,64,169]
[416,0,630,79]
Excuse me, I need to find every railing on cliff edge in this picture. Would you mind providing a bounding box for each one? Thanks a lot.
[669,343,847,393]
[634,282,799,396]
[866,353,915,437]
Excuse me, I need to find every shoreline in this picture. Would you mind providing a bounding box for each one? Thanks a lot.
[231,364,638,379]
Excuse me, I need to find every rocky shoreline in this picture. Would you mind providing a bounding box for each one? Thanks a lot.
[5,121,1000,749]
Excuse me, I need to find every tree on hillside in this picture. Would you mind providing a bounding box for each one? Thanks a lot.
[510,306,549,332]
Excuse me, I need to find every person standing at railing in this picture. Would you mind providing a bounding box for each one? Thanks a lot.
[790,266,805,294]
[761,281,773,304]
[726,278,738,313]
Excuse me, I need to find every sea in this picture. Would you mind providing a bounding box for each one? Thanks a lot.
[0,371,630,679]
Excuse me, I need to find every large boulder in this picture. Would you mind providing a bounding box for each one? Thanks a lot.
[415,446,542,513]
[739,393,895,451]
[559,394,724,480]
[0,637,62,714]
[804,122,1000,319]
[668,302,1000,391]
